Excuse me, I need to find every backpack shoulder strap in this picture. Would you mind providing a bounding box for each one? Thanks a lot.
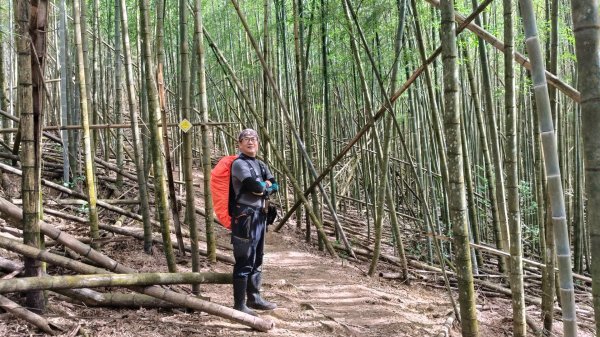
[238,156,267,181]
[231,157,267,204]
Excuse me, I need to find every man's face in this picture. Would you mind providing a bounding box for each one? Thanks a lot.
[239,136,259,157]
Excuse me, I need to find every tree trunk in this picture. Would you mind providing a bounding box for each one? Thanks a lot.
[15,0,45,313]
[119,0,153,254]
[439,0,478,335]
[192,0,216,265]
[569,0,600,333]
[504,0,525,333]
[114,0,124,189]
[139,0,177,272]
[73,0,100,249]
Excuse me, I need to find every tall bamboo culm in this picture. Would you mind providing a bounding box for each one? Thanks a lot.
[439,0,478,335]
[193,0,216,264]
[119,0,153,254]
[569,0,600,333]
[73,0,100,249]
[138,0,177,272]
[519,0,577,335]
[503,0,525,334]
[15,0,45,313]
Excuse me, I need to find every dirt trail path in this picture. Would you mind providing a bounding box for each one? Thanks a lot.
[240,230,456,337]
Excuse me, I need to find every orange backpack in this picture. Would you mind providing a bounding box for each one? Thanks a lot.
[210,155,238,230]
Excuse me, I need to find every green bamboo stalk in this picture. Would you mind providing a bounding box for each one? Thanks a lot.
[503,0,525,333]
[439,0,478,335]
[114,0,124,189]
[0,33,8,146]
[139,0,177,272]
[57,0,70,184]
[73,0,100,249]
[192,0,216,264]
[54,288,179,309]
[470,0,510,269]
[118,0,153,254]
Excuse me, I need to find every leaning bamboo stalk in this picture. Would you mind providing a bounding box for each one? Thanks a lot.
[0,231,272,331]
[96,223,235,265]
[0,272,232,293]
[274,0,493,232]
[12,198,141,206]
[203,28,339,258]
[0,162,151,225]
[0,294,55,334]
[229,0,354,259]
[424,0,580,103]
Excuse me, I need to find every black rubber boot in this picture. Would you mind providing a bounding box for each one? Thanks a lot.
[247,272,277,310]
[233,278,257,316]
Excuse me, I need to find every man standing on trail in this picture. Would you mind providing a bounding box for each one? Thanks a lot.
[230,128,278,316]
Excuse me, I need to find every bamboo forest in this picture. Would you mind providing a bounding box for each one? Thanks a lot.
[0,0,599,335]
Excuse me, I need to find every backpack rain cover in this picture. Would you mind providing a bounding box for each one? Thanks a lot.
[210,155,238,230]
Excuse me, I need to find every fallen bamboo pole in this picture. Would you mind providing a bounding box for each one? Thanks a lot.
[0,161,149,223]
[52,288,180,309]
[0,119,237,133]
[0,258,179,309]
[0,198,272,331]
[40,206,235,264]
[0,294,56,334]
[11,198,142,206]
[0,272,232,293]
[0,235,273,331]
[0,256,23,273]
